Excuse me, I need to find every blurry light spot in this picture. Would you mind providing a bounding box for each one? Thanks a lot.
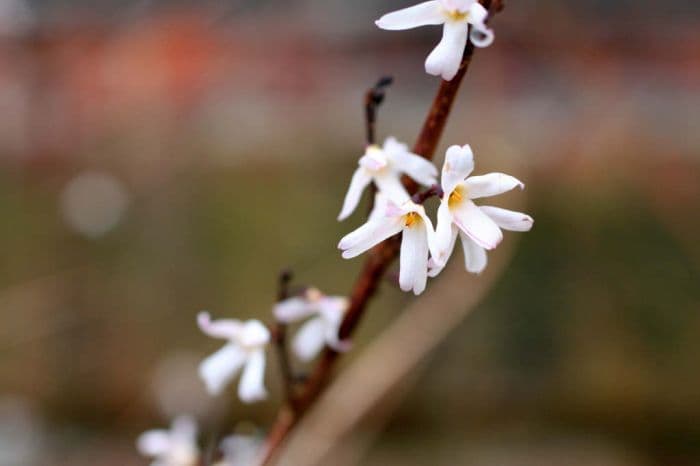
[60,171,129,238]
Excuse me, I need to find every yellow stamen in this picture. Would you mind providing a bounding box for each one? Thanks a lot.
[448,186,466,208]
[445,10,469,22]
[404,212,421,227]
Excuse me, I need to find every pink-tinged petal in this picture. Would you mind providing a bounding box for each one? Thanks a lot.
[468,17,494,48]
[452,200,503,250]
[318,296,349,318]
[480,205,534,232]
[137,430,171,457]
[199,343,246,396]
[441,144,474,194]
[399,222,430,295]
[464,172,524,199]
[376,1,444,30]
[338,167,372,221]
[238,349,267,403]
[292,317,326,362]
[358,146,388,171]
[197,312,242,340]
[384,137,438,186]
[425,20,469,81]
[374,172,411,205]
[339,217,403,259]
[273,297,316,323]
[459,232,488,273]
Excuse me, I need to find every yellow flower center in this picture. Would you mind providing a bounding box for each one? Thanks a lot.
[448,185,467,208]
[404,212,421,228]
[445,10,469,21]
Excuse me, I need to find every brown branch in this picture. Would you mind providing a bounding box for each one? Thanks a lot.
[260,3,500,462]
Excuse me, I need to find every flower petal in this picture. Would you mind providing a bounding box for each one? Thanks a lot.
[466,1,488,24]
[464,172,524,199]
[374,172,411,205]
[428,225,458,277]
[170,416,197,444]
[273,297,316,323]
[425,20,469,81]
[338,167,372,221]
[441,144,474,194]
[433,200,455,264]
[375,1,444,30]
[399,222,430,295]
[197,312,242,340]
[452,200,503,250]
[292,317,327,362]
[480,206,534,231]
[137,430,170,457]
[237,320,270,348]
[238,349,267,403]
[459,232,488,273]
[198,343,247,396]
[384,137,438,186]
[339,217,403,259]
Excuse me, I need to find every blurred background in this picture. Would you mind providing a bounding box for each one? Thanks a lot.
[0,0,698,464]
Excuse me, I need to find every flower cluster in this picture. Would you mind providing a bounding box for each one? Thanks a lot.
[338,141,533,295]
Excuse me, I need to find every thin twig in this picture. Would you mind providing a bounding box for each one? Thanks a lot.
[364,76,394,146]
[261,2,500,462]
[271,269,297,407]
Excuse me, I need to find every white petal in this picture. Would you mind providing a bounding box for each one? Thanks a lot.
[292,317,327,362]
[467,2,488,24]
[459,232,488,273]
[465,172,524,199]
[425,20,469,81]
[318,296,349,317]
[468,9,494,48]
[399,222,430,295]
[480,206,534,231]
[198,343,246,396]
[338,167,372,221]
[273,297,315,323]
[433,200,455,264]
[440,0,473,12]
[441,144,474,194]
[197,312,242,340]
[339,217,403,259]
[428,226,458,277]
[237,320,270,348]
[374,172,411,205]
[137,430,171,457]
[452,199,503,250]
[384,137,438,186]
[368,192,389,222]
[375,1,444,30]
[238,350,267,403]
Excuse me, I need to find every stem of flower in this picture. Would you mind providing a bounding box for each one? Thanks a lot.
[261,3,500,463]
[364,76,394,146]
[271,269,298,408]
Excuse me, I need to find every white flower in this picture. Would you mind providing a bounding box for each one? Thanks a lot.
[136,416,199,466]
[197,313,269,403]
[274,288,350,361]
[339,199,438,295]
[338,137,437,221]
[430,144,533,276]
[214,434,263,466]
[376,0,494,81]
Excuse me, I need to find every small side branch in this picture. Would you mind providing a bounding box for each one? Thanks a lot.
[364,76,393,146]
[271,269,297,407]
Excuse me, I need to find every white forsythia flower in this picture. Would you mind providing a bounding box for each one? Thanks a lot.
[430,144,533,276]
[197,313,269,403]
[376,0,494,81]
[338,136,437,221]
[274,288,350,361]
[214,434,263,466]
[339,200,438,295]
[136,416,199,466]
